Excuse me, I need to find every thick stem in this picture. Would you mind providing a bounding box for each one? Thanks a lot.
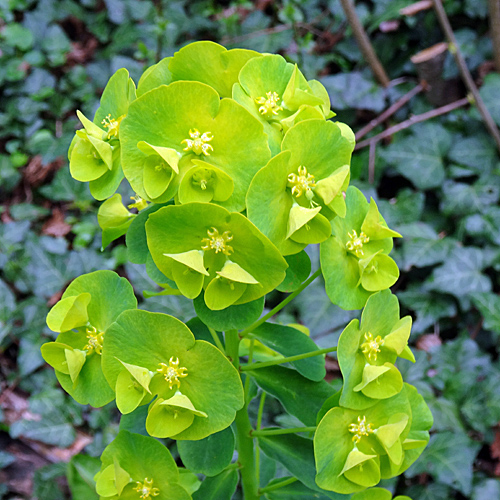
[226,330,260,500]
[208,326,226,354]
[259,477,298,495]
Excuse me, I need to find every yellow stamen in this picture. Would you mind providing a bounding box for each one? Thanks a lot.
[128,195,148,211]
[133,478,160,498]
[157,357,188,390]
[84,326,104,355]
[101,114,124,139]
[181,128,214,156]
[346,229,369,257]
[349,416,374,444]
[287,166,316,199]
[360,332,384,361]
[255,91,283,117]
[201,227,234,256]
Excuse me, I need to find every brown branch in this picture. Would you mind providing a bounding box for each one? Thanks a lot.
[355,97,469,150]
[339,0,390,87]
[355,83,424,141]
[488,0,500,71]
[368,141,376,184]
[432,0,500,151]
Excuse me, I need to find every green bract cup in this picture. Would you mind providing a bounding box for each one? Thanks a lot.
[351,488,412,500]
[101,309,244,440]
[233,54,334,154]
[315,385,416,495]
[247,119,354,255]
[145,203,287,310]
[68,68,136,200]
[94,430,191,500]
[338,290,415,410]
[321,186,402,310]
[120,80,271,211]
[40,271,137,407]
[97,193,136,249]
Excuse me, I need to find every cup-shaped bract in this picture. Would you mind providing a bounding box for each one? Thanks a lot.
[41,271,137,407]
[94,430,191,500]
[69,68,136,200]
[101,309,244,440]
[97,193,136,249]
[321,186,402,310]
[314,386,414,494]
[145,203,288,310]
[233,54,333,154]
[337,290,415,410]
[351,488,412,500]
[120,80,271,211]
[247,119,354,255]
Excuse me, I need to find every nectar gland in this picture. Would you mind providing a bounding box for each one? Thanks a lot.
[201,227,234,256]
[255,91,283,117]
[360,332,385,361]
[287,166,316,200]
[157,357,188,390]
[181,129,214,156]
[128,195,148,211]
[84,325,104,355]
[101,114,124,139]
[134,478,159,499]
[349,415,374,444]
[346,229,369,257]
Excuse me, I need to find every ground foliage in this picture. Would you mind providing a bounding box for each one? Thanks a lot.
[0,0,499,498]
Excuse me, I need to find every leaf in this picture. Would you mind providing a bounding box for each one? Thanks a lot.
[471,292,500,333]
[479,73,500,127]
[406,431,480,495]
[177,426,235,477]
[447,133,496,173]
[192,469,239,500]
[405,483,451,500]
[264,481,344,499]
[277,251,312,293]
[67,455,101,500]
[441,179,499,216]
[400,237,456,271]
[472,479,500,500]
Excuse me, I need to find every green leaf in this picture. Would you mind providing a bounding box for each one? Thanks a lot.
[46,293,91,333]
[264,481,345,499]
[177,426,235,477]
[441,179,499,216]
[400,236,456,271]
[277,251,312,293]
[67,455,100,500]
[447,133,496,173]
[479,73,500,127]
[472,479,500,500]
[192,469,239,500]
[472,292,500,332]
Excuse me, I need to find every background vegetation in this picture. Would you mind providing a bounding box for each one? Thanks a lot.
[1,0,500,498]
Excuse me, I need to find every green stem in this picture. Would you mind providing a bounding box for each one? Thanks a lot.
[240,346,337,371]
[251,426,316,438]
[259,477,298,495]
[243,339,255,404]
[226,330,260,500]
[239,268,322,337]
[255,391,266,487]
[208,326,226,354]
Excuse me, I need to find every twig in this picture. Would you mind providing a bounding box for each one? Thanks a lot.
[368,140,376,184]
[339,0,390,87]
[488,0,500,71]
[432,0,500,151]
[355,83,424,140]
[355,97,469,150]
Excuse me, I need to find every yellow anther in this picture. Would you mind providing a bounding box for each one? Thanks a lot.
[349,416,374,444]
[345,230,369,257]
[181,128,214,156]
[157,357,188,390]
[360,332,384,361]
[287,166,316,199]
[84,325,104,355]
[134,478,160,499]
[201,227,234,256]
[255,91,283,117]
[101,114,124,139]
[128,195,148,211]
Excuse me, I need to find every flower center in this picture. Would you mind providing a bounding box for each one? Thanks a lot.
[101,114,124,139]
[255,91,283,117]
[84,326,104,355]
[201,227,234,256]
[346,230,369,257]
[192,168,214,191]
[287,166,316,199]
[360,332,385,361]
[181,128,214,156]
[134,478,159,498]
[128,195,148,211]
[349,416,374,444]
[157,357,188,390]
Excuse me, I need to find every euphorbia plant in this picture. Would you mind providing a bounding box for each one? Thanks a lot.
[41,41,432,500]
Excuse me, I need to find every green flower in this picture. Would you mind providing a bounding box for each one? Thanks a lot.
[337,290,415,410]
[97,193,136,249]
[145,203,288,310]
[40,271,137,407]
[247,119,354,255]
[321,186,402,310]
[314,384,431,494]
[101,309,244,440]
[94,430,191,500]
[120,80,270,211]
[233,54,334,154]
[68,69,136,200]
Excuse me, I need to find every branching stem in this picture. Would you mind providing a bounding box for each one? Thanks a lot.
[251,426,317,438]
[259,477,298,495]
